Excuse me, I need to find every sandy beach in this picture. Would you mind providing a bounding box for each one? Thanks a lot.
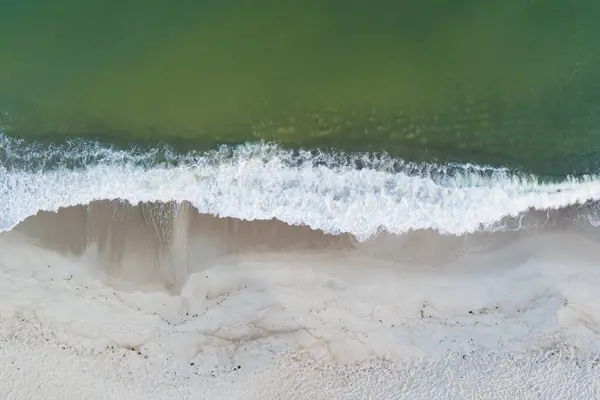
[1,224,600,399]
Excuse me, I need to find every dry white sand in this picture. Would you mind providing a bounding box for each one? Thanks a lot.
[1,230,600,399]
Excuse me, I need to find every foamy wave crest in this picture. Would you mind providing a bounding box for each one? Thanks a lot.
[1,133,600,240]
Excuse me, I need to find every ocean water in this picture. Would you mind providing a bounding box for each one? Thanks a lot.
[2,1,600,399]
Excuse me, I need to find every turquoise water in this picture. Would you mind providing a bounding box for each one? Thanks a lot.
[2,1,600,173]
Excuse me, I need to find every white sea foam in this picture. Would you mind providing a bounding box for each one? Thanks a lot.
[1,135,600,240]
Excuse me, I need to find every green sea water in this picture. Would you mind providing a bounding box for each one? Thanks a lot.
[1,0,600,173]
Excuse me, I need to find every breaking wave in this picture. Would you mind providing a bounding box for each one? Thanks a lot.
[2,133,600,240]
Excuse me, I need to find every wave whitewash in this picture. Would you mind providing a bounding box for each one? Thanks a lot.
[2,133,600,240]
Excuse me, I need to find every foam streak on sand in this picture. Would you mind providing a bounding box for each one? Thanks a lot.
[1,136,600,398]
